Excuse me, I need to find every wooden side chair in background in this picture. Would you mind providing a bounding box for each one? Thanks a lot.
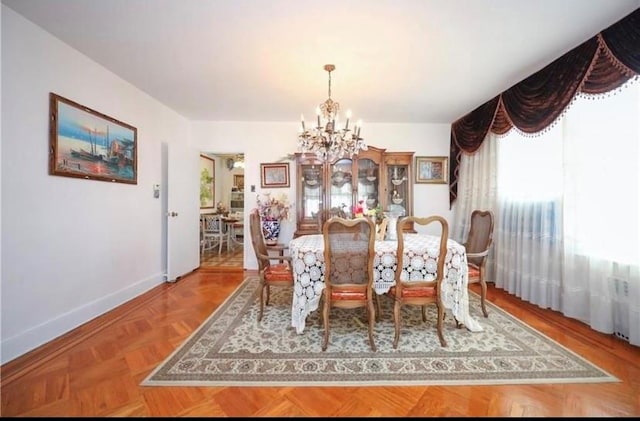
[463,210,495,318]
[249,210,294,322]
[386,215,449,348]
[321,217,377,351]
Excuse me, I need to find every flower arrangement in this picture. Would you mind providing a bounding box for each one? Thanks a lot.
[366,203,384,223]
[353,199,384,223]
[216,201,228,214]
[256,192,291,221]
[353,200,365,217]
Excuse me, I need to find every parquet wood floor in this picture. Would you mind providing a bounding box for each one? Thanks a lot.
[1,270,638,417]
[199,244,244,271]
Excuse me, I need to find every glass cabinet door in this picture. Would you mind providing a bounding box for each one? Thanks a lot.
[357,157,380,213]
[386,163,409,218]
[300,163,323,221]
[329,158,353,217]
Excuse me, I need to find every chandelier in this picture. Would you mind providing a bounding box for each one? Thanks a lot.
[298,64,367,161]
[225,154,244,170]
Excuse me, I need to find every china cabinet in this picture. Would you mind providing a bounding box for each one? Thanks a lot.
[294,146,414,237]
[382,152,414,236]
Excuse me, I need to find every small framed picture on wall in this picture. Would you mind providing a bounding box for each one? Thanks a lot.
[415,156,448,184]
[234,174,245,191]
[260,163,290,188]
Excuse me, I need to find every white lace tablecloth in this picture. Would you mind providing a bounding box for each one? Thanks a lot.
[289,233,484,334]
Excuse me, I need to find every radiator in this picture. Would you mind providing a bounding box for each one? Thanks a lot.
[611,276,630,341]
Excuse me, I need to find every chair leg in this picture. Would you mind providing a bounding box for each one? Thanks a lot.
[367,299,377,352]
[374,294,382,322]
[392,300,401,349]
[436,303,447,347]
[257,282,266,322]
[265,284,271,306]
[421,305,427,322]
[318,295,324,327]
[321,294,330,351]
[479,270,488,317]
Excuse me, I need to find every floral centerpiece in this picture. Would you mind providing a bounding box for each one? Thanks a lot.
[215,201,228,215]
[256,192,291,221]
[255,192,291,244]
[366,203,384,224]
[353,200,365,218]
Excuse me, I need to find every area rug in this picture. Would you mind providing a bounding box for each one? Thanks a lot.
[141,276,618,387]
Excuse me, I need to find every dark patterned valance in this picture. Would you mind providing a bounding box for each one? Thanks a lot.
[449,8,640,207]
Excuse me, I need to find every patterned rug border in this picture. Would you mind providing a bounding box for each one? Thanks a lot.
[141,276,619,387]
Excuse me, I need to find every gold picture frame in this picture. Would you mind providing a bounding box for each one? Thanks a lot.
[260,163,290,188]
[234,174,245,191]
[415,156,448,184]
[49,93,138,184]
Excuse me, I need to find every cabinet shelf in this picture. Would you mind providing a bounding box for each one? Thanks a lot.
[230,190,244,213]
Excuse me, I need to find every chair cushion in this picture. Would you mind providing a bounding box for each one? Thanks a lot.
[387,285,436,298]
[467,264,480,281]
[264,263,293,282]
[330,289,367,300]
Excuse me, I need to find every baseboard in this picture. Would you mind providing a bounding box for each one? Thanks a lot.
[1,273,168,380]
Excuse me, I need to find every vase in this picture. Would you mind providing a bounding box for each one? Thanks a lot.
[261,219,281,245]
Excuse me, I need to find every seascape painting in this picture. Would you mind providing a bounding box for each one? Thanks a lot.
[49,93,138,184]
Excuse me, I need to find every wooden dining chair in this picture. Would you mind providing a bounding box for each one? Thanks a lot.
[249,209,294,322]
[386,215,449,348]
[321,217,377,352]
[463,210,495,318]
[376,217,388,241]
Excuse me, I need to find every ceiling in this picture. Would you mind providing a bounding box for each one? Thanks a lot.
[3,0,638,124]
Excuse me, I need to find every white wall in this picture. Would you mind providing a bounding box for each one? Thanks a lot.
[1,6,190,363]
[190,121,455,270]
[1,6,457,364]
[0,5,4,366]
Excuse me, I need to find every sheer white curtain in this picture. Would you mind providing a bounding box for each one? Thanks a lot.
[494,127,564,310]
[492,81,639,346]
[560,86,639,345]
[452,133,498,281]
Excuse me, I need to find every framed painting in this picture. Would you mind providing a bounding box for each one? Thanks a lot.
[49,93,137,184]
[260,163,290,188]
[234,174,245,191]
[415,156,448,184]
[200,154,215,208]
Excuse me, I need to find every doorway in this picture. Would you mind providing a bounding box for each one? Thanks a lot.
[199,152,245,271]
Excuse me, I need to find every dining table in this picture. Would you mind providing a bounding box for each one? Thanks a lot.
[288,233,484,334]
